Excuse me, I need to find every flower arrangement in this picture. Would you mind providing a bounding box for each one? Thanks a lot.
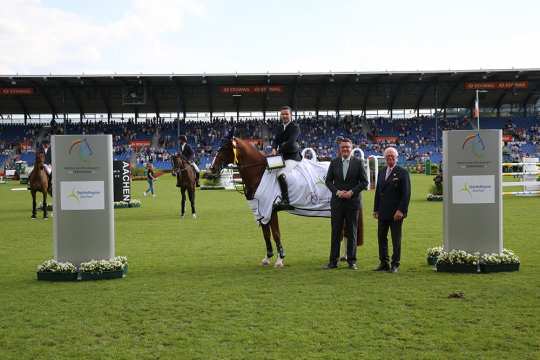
[426,246,444,258]
[427,193,443,201]
[113,256,128,266]
[37,259,77,273]
[480,249,520,265]
[79,259,124,273]
[114,199,141,208]
[437,249,480,265]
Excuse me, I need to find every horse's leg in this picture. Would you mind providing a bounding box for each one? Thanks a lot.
[31,190,37,219]
[270,211,285,268]
[43,191,48,219]
[180,187,186,218]
[189,187,196,218]
[261,223,273,266]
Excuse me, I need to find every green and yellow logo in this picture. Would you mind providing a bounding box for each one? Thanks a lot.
[460,183,472,197]
[67,188,80,202]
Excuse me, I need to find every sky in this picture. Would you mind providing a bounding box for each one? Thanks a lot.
[0,0,538,75]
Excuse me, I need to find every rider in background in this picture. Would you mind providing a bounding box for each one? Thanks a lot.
[272,106,302,209]
[179,135,200,187]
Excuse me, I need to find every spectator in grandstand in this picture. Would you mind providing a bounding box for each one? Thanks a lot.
[272,106,302,210]
[143,163,156,198]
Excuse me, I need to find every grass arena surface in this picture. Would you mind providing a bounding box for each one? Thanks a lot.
[0,174,539,359]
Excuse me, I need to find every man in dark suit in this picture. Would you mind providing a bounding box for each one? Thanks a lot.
[179,135,200,187]
[272,106,302,209]
[324,138,368,270]
[373,147,411,273]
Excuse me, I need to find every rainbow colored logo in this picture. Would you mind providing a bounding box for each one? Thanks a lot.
[462,133,486,158]
[68,138,94,162]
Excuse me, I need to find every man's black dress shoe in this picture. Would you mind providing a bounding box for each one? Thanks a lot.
[373,263,390,271]
[322,263,338,270]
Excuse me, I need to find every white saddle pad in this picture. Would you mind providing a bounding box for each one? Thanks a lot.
[247,159,332,224]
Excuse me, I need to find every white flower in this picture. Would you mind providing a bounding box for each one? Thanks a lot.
[37,259,77,273]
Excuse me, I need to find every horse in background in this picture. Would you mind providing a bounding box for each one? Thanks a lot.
[171,154,197,219]
[28,152,51,219]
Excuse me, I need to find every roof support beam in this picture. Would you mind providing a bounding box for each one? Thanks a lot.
[335,75,350,116]
[440,75,468,109]
[415,78,438,113]
[521,84,538,116]
[314,78,329,115]
[94,80,112,119]
[0,79,31,119]
[31,80,58,118]
[362,76,380,114]
[289,76,300,118]
[64,82,84,121]
[261,81,269,119]
[174,79,187,116]
[388,76,409,116]
[148,82,161,119]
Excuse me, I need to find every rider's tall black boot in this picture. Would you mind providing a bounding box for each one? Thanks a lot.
[276,174,294,210]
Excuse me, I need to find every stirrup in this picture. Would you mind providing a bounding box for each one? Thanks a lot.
[273,199,294,211]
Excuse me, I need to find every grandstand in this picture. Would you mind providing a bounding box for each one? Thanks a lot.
[1,70,539,170]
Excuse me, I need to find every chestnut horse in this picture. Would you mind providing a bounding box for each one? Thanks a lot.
[171,155,197,219]
[28,152,51,219]
[207,137,364,268]
[207,137,286,266]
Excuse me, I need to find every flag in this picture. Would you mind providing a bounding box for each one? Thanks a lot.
[473,97,480,119]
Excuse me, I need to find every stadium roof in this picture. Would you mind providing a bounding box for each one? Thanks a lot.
[0,69,539,118]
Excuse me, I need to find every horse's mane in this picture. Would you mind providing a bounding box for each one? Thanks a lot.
[234,138,265,161]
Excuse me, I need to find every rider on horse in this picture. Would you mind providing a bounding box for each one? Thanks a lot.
[29,140,52,191]
[272,106,302,210]
[178,135,200,187]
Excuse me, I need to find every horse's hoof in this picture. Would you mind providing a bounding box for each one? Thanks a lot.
[261,257,271,266]
[274,258,284,268]
[43,217,48,220]
[192,214,197,219]
[31,216,36,220]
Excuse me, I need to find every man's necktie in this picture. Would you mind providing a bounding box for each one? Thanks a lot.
[342,159,349,179]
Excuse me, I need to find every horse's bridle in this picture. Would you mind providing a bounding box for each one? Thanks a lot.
[211,140,266,176]
[172,155,191,178]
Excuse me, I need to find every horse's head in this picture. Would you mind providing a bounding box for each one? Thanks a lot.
[206,137,236,178]
[35,152,45,167]
[172,154,188,174]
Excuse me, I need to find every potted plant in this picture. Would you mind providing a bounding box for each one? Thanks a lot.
[113,256,129,274]
[426,246,443,265]
[436,250,480,273]
[79,259,124,280]
[480,249,520,273]
[37,259,78,281]
[114,199,141,209]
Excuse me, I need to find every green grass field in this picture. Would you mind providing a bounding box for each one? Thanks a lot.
[1,174,539,359]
